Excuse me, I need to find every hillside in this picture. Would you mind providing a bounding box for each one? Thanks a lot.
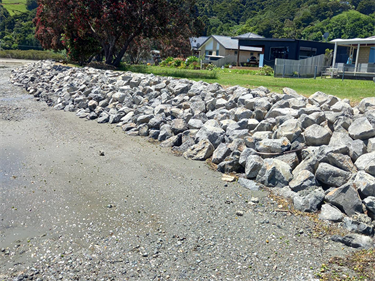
[0,0,374,53]
[196,0,375,40]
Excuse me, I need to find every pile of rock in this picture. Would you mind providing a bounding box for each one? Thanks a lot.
[10,60,375,239]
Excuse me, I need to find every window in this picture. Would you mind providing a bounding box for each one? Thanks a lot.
[270,47,289,60]
[235,51,238,55]
[299,47,317,59]
[205,50,213,56]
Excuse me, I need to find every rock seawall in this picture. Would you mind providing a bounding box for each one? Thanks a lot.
[10,60,375,242]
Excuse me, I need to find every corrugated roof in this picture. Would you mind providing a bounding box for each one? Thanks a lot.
[190,37,208,49]
[212,35,262,52]
[331,36,375,45]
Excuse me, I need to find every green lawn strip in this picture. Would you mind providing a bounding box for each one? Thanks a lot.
[2,0,27,15]
[140,66,374,103]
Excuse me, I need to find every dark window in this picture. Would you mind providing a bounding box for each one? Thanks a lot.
[299,47,317,59]
[270,47,289,60]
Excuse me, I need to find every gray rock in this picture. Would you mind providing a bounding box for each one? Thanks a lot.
[234,107,252,121]
[275,152,299,170]
[325,182,363,216]
[304,124,331,146]
[247,119,260,130]
[348,117,375,140]
[245,155,264,179]
[358,97,375,114]
[350,139,367,162]
[237,178,261,191]
[138,124,149,136]
[158,124,173,141]
[195,125,225,148]
[217,159,243,173]
[137,114,153,125]
[309,91,330,105]
[318,204,344,222]
[331,234,374,249]
[212,143,231,164]
[293,187,325,212]
[315,163,351,187]
[293,154,319,176]
[355,151,375,170]
[239,148,256,166]
[275,119,302,142]
[363,196,375,214]
[329,131,353,148]
[325,152,357,173]
[366,160,375,176]
[97,112,110,123]
[256,159,293,188]
[343,217,374,236]
[354,171,375,197]
[188,119,204,129]
[183,140,214,161]
[367,138,375,153]
[160,134,182,147]
[255,137,291,154]
[171,119,188,134]
[289,170,317,192]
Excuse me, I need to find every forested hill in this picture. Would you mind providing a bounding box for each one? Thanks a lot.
[196,0,375,41]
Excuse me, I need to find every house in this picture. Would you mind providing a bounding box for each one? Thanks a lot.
[233,37,347,68]
[189,36,208,56]
[197,34,263,67]
[330,36,375,79]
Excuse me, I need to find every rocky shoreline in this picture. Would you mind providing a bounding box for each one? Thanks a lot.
[10,60,375,248]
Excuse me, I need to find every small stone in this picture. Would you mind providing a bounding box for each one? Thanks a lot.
[251,197,259,203]
[236,210,244,216]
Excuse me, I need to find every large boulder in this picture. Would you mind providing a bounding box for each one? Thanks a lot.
[354,171,375,197]
[315,163,351,187]
[355,151,375,170]
[293,188,325,212]
[256,159,293,187]
[255,137,291,154]
[358,97,375,114]
[212,143,231,164]
[183,140,214,161]
[304,124,331,146]
[325,182,363,216]
[195,125,225,148]
[348,117,375,140]
[318,204,344,222]
[289,170,316,192]
[245,155,264,179]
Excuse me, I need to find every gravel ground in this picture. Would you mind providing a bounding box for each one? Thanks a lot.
[0,65,354,281]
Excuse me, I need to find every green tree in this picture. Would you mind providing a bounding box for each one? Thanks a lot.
[357,0,375,15]
[26,0,38,11]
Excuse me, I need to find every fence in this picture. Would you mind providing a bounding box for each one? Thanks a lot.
[274,54,329,78]
[203,55,238,68]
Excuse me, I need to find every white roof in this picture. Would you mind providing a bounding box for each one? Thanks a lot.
[200,35,262,52]
[331,36,375,46]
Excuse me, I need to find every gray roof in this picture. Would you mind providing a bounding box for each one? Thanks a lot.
[212,35,262,52]
[190,37,208,50]
[236,32,264,39]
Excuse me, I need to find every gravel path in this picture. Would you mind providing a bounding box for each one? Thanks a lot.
[0,65,352,280]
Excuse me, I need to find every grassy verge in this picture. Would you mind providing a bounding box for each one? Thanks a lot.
[119,64,218,80]
[0,50,65,61]
[2,0,27,15]
[125,65,374,103]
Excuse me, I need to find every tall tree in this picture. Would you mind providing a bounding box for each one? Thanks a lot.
[35,0,200,66]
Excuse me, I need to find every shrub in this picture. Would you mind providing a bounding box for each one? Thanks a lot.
[259,65,274,76]
[172,58,183,68]
[160,56,174,67]
[185,56,199,66]
[205,63,216,71]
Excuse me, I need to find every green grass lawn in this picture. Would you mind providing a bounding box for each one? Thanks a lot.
[139,66,374,103]
[2,0,27,15]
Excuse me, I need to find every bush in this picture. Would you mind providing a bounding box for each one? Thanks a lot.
[172,58,183,68]
[185,56,199,66]
[259,65,274,76]
[160,56,174,67]
[205,63,216,71]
